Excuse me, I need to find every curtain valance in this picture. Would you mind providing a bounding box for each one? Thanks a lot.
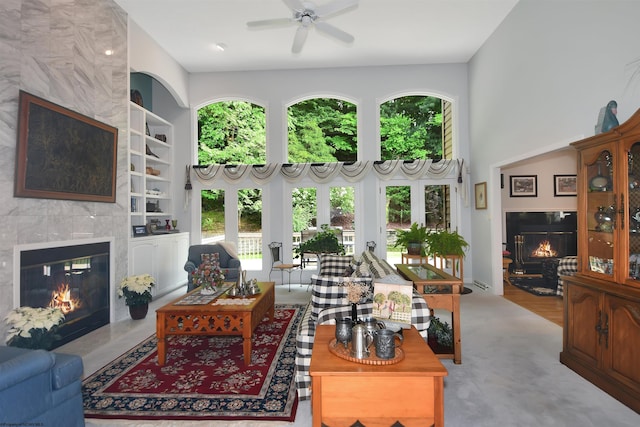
[192,159,459,186]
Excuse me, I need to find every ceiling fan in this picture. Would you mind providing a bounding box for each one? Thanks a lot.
[247,0,358,54]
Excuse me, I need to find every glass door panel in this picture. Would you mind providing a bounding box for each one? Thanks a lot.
[293,187,317,270]
[586,150,615,277]
[385,185,411,265]
[628,143,640,280]
[201,189,225,242]
[237,188,263,271]
[330,186,355,255]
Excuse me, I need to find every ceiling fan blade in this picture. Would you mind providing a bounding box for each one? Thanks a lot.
[247,18,294,28]
[282,0,306,12]
[314,21,354,43]
[315,0,358,18]
[292,25,309,53]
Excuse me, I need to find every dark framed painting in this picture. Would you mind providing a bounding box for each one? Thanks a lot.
[510,175,537,197]
[15,90,118,203]
[554,174,577,196]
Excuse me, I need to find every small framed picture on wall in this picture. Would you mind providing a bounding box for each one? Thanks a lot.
[475,182,487,209]
[554,174,577,196]
[510,175,537,197]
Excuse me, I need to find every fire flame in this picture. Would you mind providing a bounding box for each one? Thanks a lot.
[49,283,81,314]
[531,240,558,258]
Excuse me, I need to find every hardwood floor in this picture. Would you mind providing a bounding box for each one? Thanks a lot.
[502,280,563,327]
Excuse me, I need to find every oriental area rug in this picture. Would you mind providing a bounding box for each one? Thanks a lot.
[82,305,303,422]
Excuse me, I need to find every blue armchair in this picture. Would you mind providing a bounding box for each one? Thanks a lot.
[0,345,84,426]
[184,243,242,291]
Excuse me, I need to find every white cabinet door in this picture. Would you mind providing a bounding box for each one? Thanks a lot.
[129,232,189,297]
[130,240,156,277]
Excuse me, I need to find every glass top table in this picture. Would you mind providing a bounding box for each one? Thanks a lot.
[395,262,463,364]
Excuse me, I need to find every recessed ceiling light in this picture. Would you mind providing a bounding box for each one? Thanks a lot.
[104,49,114,56]
[214,43,227,52]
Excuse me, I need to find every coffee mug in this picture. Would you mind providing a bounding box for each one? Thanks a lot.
[335,317,353,349]
[374,328,403,359]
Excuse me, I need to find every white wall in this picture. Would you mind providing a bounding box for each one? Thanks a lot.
[469,0,640,293]
[128,20,190,108]
[501,149,578,213]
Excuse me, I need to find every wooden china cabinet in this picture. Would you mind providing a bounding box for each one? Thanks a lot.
[560,109,640,413]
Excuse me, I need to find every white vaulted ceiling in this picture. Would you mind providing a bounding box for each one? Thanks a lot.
[114,0,519,73]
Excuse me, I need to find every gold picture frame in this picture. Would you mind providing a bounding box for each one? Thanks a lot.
[475,182,487,209]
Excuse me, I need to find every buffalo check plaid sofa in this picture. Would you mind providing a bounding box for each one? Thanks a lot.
[294,252,431,400]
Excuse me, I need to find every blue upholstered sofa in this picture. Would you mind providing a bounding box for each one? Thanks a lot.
[0,345,85,426]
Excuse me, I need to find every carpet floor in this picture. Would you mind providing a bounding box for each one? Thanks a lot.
[510,276,558,296]
[82,305,303,422]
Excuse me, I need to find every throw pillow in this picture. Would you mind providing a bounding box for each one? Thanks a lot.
[351,262,372,278]
[360,250,395,278]
[318,254,353,276]
[310,274,373,318]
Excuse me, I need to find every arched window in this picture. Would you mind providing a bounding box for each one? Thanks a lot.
[198,101,266,164]
[287,98,357,162]
[380,95,450,160]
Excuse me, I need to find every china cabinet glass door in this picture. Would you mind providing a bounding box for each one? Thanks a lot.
[626,142,640,282]
[585,150,615,277]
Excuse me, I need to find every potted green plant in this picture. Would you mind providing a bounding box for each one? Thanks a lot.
[427,315,453,352]
[424,228,469,259]
[424,228,469,278]
[118,274,156,319]
[295,224,345,256]
[394,222,429,255]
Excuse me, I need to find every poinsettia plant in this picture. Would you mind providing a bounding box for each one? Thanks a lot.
[118,274,155,306]
[4,306,65,350]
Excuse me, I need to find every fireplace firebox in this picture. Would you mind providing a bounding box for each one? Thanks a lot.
[18,241,111,350]
[506,212,577,275]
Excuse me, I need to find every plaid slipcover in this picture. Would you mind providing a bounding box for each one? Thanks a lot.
[557,256,578,296]
[295,282,430,400]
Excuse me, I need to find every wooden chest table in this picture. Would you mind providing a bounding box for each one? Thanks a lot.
[309,325,448,427]
[155,281,275,366]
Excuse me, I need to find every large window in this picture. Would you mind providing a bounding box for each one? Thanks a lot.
[380,95,444,160]
[198,101,266,165]
[287,98,357,162]
[379,96,453,260]
[195,95,456,275]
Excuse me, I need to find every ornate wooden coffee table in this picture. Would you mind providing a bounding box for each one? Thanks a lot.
[155,281,275,366]
[310,325,448,427]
